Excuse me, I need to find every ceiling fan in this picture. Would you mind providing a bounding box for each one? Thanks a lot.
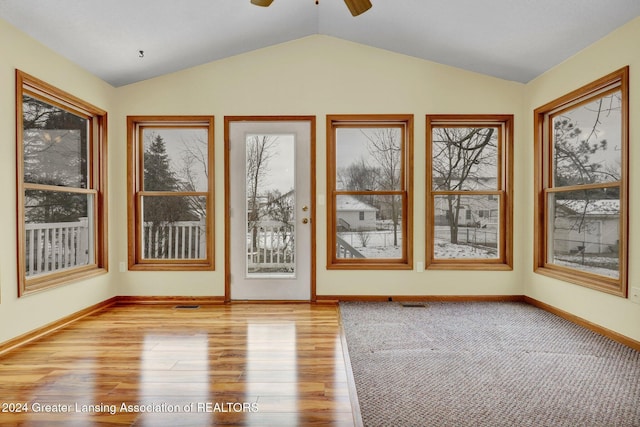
[250,0,372,17]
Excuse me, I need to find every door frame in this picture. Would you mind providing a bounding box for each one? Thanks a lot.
[224,116,316,302]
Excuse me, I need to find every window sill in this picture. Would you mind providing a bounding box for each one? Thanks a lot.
[534,265,625,298]
[327,262,413,270]
[427,262,512,271]
[21,267,108,297]
[128,262,214,272]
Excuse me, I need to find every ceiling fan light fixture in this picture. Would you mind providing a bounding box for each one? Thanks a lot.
[344,0,372,16]
[251,0,274,7]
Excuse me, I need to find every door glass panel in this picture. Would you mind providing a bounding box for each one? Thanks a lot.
[245,134,296,277]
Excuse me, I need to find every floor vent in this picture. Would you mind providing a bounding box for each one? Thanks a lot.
[174,305,201,310]
[400,302,426,308]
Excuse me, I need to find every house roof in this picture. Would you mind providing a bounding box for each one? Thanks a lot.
[556,199,619,216]
[337,195,377,212]
[1,1,639,87]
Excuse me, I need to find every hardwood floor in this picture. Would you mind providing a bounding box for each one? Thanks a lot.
[0,303,360,426]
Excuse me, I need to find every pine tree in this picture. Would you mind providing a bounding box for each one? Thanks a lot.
[22,96,88,223]
[143,134,195,224]
[142,134,198,258]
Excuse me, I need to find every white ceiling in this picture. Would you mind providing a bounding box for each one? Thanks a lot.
[1,0,639,87]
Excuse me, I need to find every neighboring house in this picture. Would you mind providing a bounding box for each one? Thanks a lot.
[553,199,619,254]
[248,189,295,227]
[433,176,499,227]
[433,194,499,227]
[336,195,377,231]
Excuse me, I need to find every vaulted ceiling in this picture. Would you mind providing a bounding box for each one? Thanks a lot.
[1,0,639,87]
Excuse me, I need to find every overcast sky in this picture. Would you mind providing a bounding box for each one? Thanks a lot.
[555,93,622,179]
[246,133,295,195]
[143,128,209,191]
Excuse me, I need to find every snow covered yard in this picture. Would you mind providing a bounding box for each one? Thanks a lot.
[433,239,497,259]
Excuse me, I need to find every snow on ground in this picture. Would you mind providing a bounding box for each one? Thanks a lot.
[357,245,402,258]
[339,231,498,260]
[339,230,619,278]
[434,240,497,259]
[553,257,619,278]
[434,241,498,259]
[339,231,402,258]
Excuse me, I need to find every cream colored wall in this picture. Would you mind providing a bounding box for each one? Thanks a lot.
[0,18,116,343]
[3,13,637,346]
[523,17,640,341]
[113,35,525,298]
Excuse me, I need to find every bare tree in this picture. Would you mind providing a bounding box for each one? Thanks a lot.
[553,93,622,187]
[246,135,278,251]
[337,157,380,190]
[552,92,621,248]
[362,128,402,246]
[337,157,380,208]
[432,127,497,244]
[265,189,295,257]
[357,230,372,248]
[178,135,209,219]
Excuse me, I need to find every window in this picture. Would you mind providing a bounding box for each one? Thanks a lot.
[127,116,214,270]
[16,70,108,295]
[426,115,513,269]
[534,67,628,296]
[327,115,413,269]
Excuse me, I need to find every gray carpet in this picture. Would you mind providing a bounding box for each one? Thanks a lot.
[340,301,640,427]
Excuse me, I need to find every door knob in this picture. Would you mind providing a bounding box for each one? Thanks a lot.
[302,218,309,224]
[302,205,309,212]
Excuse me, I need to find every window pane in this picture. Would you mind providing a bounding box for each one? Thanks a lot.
[336,127,402,191]
[245,134,296,277]
[433,194,500,259]
[552,91,622,187]
[335,194,403,259]
[24,190,93,277]
[143,128,209,192]
[547,188,619,278]
[23,95,88,188]
[141,195,207,259]
[432,127,498,191]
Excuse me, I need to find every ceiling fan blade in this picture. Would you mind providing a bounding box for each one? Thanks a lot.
[251,0,274,6]
[344,0,372,16]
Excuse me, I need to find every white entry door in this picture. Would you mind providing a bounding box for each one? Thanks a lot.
[227,118,313,300]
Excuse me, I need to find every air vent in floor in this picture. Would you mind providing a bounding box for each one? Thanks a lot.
[174,305,201,309]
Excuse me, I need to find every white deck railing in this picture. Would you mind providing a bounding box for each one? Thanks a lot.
[336,235,364,258]
[143,220,207,259]
[25,219,298,275]
[25,218,89,277]
[247,222,295,273]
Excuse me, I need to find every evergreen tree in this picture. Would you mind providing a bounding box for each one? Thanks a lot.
[144,134,178,191]
[23,95,88,223]
[143,134,195,224]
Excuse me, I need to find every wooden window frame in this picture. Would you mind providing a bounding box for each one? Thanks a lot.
[426,115,514,270]
[127,116,215,271]
[533,67,629,296]
[326,114,413,270]
[16,70,108,296]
